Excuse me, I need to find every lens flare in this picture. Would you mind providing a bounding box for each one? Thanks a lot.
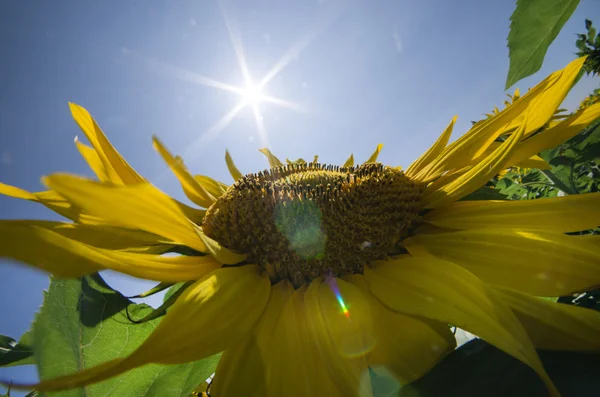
[326,276,350,318]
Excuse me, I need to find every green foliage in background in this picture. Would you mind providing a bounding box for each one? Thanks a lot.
[506,0,580,89]
[576,19,600,76]
[493,103,600,205]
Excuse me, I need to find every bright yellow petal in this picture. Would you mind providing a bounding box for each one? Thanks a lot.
[152,136,215,208]
[0,220,221,281]
[43,174,209,253]
[479,142,551,170]
[20,266,270,393]
[493,285,600,351]
[0,182,103,224]
[422,117,526,208]
[343,154,354,168]
[1,220,168,250]
[406,116,457,178]
[417,57,585,180]
[0,182,36,200]
[506,102,600,167]
[259,148,283,168]
[304,278,373,397]
[404,229,600,296]
[513,154,551,170]
[194,174,228,198]
[74,137,110,182]
[365,144,383,163]
[425,193,600,233]
[211,281,294,397]
[225,150,243,181]
[69,103,145,185]
[346,274,455,384]
[364,257,559,397]
[266,285,344,397]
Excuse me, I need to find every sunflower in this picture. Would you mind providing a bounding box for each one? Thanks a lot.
[2,57,600,397]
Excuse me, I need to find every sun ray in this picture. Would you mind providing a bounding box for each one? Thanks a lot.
[153,102,246,183]
[184,101,247,157]
[128,0,337,163]
[258,0,345,88]
[133,50,242,94]
[252,104,269,148]
[262,95,307,113]
[220,0,253,87]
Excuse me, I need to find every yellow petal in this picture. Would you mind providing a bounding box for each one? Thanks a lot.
[74,137,110,182]
[0,182,36,200]
[211,338,267,397]
[194,174,228,198]
[406,116,457,178]
[152,136,215,208]
[346,275,455,384]
[259,148,283,168]
[478,142,551,170]
[417,57,585,180]
[343,154,354,168]
[225,150,243,181]
[513,154,551,170]
[404,229,600,296]
[422,117,526,208]
[197,227,247,265]
[69,103,145,185]
[2,220,167,250]
[364,257,559,397]
[426,193,600,233]
[506,102,600,167]
[493,285,600,351]
[175,201,207,225]
[304,278,373,397]
[43,174,208,253]
[266,285,344,397]
[365,144,383,163]
[0,182,103,224]
[0,220,221,281]
[21,266,270,392]
[211,281,294,397]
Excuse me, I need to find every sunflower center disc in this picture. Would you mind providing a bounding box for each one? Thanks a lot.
[202,162,425,287]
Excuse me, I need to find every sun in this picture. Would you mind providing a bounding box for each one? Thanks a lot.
[241,84,264,105]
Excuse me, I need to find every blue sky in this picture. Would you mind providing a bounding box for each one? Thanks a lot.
[0,0,598,393]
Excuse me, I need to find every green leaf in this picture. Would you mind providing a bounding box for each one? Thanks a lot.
[32,275,219,397]
[163,282,187,303]
[505,0,580,89]
[126,282,174,299]
[0,331,34,367]
[396,339,600,396]
[576,39,588,51]
[460,187,509,201]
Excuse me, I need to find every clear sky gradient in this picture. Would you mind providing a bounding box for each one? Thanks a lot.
[0,0,598,393]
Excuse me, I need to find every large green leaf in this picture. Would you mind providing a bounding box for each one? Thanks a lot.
[32,274,220,397]
[0,331,34,367]
[505,0,580,89]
